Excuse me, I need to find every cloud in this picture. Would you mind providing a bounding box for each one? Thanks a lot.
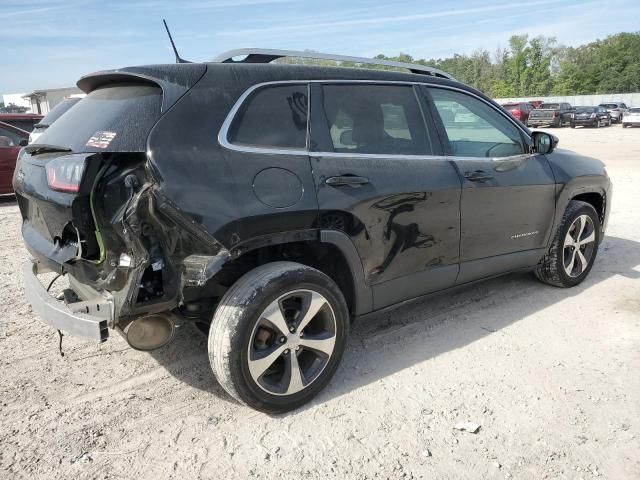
[0,0,88,19]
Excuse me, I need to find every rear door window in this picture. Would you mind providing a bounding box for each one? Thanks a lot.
[35,84,162,153]
[428,87,524,158]
[227,84,308,150]
[0,125,23,147]
[314,84,431,155]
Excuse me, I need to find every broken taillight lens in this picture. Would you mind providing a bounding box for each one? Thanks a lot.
[45,156,86,193]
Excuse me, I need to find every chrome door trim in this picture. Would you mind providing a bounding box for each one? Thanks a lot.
[218,79,531,157]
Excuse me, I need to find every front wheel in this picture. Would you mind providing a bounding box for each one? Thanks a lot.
[208,262,349,413]
[535,200,600,288]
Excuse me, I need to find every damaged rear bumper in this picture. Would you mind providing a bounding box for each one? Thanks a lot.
[23,262,112,342]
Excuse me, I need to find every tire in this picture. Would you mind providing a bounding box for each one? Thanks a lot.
[622,123,628,128]
[594,120,600,128]
[570,124,575,129]
[535,200,600,288]
[208,261,349,413]
[607,118,612,126]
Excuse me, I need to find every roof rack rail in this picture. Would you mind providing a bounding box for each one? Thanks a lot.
[210,48,455,80]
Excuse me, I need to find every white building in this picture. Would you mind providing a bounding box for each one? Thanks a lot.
[21,87,83,115]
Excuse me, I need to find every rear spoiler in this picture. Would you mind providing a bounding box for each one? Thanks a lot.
[77,64,207,113]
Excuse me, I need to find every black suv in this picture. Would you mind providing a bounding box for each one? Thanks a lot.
[14,49,612,412]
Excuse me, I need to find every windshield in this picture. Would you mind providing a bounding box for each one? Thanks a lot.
[575,107,596,113]
[37,98,82,128]
[35,84,162,153]
[540,103,560,109]
[599,104,618,108]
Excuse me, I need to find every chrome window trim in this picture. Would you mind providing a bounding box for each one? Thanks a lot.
[218,79,531,157]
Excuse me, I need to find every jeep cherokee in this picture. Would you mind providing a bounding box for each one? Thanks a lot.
[14,49,612,412]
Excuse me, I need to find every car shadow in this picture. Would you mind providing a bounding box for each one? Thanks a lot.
[147,235,640,411]
[0,194,17,205]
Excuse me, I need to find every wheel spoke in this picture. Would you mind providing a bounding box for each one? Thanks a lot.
[248,344,287,380]
[297,291,328,332]
[576,249,588,274]
[564,232,574,248]
[565,248,577,275]
[261,300,289,336]
[579,230,595,246]
[575,216,587,243]
[300,333,336,356]
[285,351,305,394]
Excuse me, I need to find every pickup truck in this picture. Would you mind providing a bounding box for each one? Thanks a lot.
[528,102,574,128]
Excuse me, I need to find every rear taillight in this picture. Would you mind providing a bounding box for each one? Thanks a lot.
[590,113,596,119]
[45,156,86,193]
[552,112,557,118]
[512,110,521,118]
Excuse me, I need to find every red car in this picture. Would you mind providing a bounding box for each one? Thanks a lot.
[0,121,29,195]
[500,102,536,125]
[0,113,43,133]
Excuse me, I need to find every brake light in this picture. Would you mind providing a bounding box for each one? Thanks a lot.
[512,110,521,118]
[45,156,86,193]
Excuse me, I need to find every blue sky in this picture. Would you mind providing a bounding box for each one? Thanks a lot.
[1,0,639,95]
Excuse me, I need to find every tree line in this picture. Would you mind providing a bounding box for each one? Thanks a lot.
[376,32,640,98]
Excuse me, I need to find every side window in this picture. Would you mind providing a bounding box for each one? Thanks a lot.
[428,87,525,158]
[0,126,21,147]
[316,84,431,155]
[227,84,308,150]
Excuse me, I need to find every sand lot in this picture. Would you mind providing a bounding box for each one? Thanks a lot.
[1,125,639,480]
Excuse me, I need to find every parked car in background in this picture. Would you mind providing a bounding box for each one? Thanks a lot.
[0,114,43,132]
[529,100,544,109]
[622,107,640,127]
[500,102,536,125]
[570,106,611,128]
[29,97,83,144]
[598,102,628,123]
[527,102,574,127]
[0,121,29,194]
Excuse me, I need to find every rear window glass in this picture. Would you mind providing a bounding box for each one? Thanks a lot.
[35,84,162,153]
[501,104,519,108]
[228,84,308,150]
[37,98,81,128]
[599,104,618,108]
[4,119,38,132]
[576,107,596,113]
[540,103,559,109]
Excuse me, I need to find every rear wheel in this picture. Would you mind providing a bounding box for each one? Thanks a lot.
[208,262,349,413]
[535,200,600,288]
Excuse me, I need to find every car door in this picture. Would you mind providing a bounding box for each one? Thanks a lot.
[423,86,556,284]
[0,124,23,194]
[308,82,462,310]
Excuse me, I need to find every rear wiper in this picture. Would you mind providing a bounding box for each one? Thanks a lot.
[25,143,72,156]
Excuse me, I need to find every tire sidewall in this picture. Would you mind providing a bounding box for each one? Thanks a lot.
[553,203,600,287]
[222,265,349,412]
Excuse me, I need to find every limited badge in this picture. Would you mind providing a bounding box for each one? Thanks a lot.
[86,131,116,149]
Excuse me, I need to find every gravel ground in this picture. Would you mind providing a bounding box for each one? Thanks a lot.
[1,125,639,480]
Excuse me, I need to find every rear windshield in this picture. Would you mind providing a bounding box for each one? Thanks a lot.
[37,98,82,128]
[629,108,640,113]
[576,107,596,113]
[3,118,39,132]
[540,103,559,109]
[501,103,519,108]
[599,104,618,108]
[35,84,162,153]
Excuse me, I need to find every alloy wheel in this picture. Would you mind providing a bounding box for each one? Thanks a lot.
[563,214,596,278]
[247,290,337,396]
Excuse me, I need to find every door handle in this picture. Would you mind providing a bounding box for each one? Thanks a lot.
[464,170,494,181]
[325,175,370,187]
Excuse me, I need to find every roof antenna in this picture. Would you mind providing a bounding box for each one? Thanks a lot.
[163,19,191,63]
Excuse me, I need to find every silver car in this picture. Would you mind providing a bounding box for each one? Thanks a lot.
[599,102,629,123]
[622,107,640,127]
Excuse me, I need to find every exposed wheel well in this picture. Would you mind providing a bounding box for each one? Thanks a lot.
[571,192,604,222]
[199,241,356,317]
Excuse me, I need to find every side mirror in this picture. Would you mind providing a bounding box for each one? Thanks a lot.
[19,139,28,147]
[532,131,558,154]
